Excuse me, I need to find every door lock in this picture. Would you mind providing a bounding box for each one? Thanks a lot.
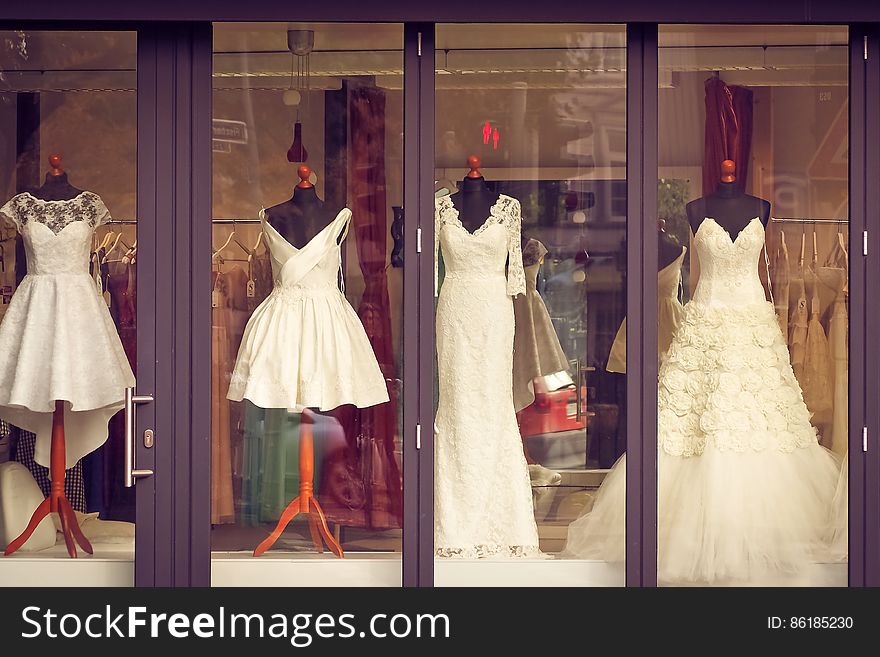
[144,428,154,449]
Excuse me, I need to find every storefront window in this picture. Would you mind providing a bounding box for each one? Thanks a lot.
[655,24,848,586]
[210,23,405,584]
[0,30,138,582]
[433,24,627,586]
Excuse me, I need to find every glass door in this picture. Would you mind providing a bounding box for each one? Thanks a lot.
[655,24,851,586]
[431,23,628,586]
[209,22,408,586]
[0,28,145,585]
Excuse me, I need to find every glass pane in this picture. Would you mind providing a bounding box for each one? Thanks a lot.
[210,23,404,585]
[0,30,138,583]
[433,24,627,586]
[657,25,849,586]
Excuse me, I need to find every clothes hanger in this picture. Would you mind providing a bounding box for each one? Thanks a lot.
[102,232,133,263]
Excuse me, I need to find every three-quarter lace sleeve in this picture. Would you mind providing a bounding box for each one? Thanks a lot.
[505,198,526,298]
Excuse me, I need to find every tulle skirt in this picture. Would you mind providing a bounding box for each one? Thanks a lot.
[563,443,841,583]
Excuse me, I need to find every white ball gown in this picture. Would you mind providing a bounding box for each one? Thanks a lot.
[0,191,135,470]
[563,216,841,584]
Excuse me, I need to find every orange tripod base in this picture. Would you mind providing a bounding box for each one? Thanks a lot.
[253,494,344,558]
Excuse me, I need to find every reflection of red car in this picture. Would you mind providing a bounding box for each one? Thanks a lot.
[517,376,590,469]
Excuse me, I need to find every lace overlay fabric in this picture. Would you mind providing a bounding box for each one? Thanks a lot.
[434,194,526,298]
[0,191,109,234]
[433,194,540,559]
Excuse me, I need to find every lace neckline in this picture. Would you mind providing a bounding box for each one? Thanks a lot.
[20,190,90,204]
[698,216,762,245]
[441,194,511,237]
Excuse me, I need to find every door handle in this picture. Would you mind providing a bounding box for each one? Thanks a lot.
[124,386,154,487]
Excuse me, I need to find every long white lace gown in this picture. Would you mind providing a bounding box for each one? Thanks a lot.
[434,194,541,558]
[0,192,135,470]
[227,208,389,412]
[564,217,841,583]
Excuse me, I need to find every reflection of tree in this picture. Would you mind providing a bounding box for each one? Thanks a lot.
[658,178,690,247]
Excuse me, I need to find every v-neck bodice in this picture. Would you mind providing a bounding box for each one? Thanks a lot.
[260,207,352,292]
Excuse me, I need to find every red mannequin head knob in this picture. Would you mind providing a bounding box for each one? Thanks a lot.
[297,164,314,189]
[48,153,64,176]
[721,159,736,183]
[466,155,482,178]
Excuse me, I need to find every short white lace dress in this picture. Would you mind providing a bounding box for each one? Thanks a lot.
[227,208,389,412]
[0,191,136,470]
[433,194,542,558]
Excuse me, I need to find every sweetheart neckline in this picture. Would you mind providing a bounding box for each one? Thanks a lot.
[697,216,762,245]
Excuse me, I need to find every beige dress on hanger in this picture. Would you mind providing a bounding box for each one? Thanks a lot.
[606,246,686,373]
[801,267,833,431]
[771,232,790,337]
[211,268,236,525]
[817,233,848,457]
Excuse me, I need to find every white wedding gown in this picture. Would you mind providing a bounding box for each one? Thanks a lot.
[564,217,841,583]
[433,194,541,558]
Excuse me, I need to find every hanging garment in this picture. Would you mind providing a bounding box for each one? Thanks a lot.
[512,238,572,412]
[606,246,687,374]
[771,232,790,337]
[434,194,541,559]
[817,233,848,457]
[564,217,840,584]
[211,269,237,524]
[0,192,135,470]
[801,271,833,429]
[227,208,388,412]
[789,276,808,379]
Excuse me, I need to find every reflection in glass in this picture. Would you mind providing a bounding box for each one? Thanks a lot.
[0,31,138,566]
[433,25,627,585]
[210,23,404,562]
[654,25,849,586]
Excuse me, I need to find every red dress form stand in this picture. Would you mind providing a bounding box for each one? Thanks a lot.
[4,155,93,558]
[253,408,344,558]
[4,401,93,557]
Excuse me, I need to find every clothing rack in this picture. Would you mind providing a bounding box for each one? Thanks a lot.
[772,217,848,225]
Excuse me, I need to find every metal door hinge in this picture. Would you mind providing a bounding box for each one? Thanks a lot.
[864,230,868,256]
[864,427,868,452]
[417,227,422,253]
[865,36,869,60]
[416,423,422,449]
[418,32,422,56]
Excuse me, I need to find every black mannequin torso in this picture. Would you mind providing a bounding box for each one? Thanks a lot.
[30,171,84,201]
[450,176,500,234]
[265,186,340,249]
[686,181,770,240]
[659,230,683,270]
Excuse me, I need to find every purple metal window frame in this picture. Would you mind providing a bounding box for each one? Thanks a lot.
[1,6,874,588]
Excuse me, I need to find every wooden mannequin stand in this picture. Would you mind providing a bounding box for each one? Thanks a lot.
[253,408,344,558]
[4,401,93,557]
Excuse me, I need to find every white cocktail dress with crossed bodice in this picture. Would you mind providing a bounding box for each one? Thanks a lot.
[227,208,388,412]
[0,191,135,470]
